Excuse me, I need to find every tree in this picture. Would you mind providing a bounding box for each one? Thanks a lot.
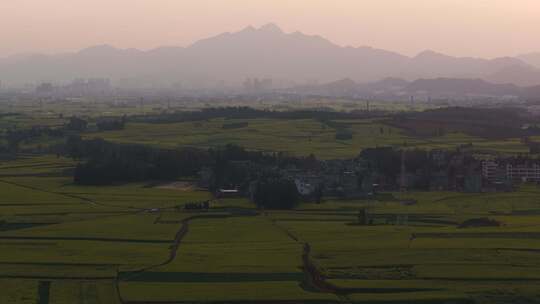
[253,176,299,210]
[358,208,369,225]
[66,116,88,132]
[314,183,324,204]
[360,147,401,180]
[335,129,353,140]
[6,129,21,152]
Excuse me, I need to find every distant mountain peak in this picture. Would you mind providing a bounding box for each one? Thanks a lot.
[239,25,257,33]
[239,23,284,35]
[76,44,121,57]
[259,23,283,34]
[333,78,357,85]
[518,52,540,68]
[415,50,448,59]
[79,44,117,52]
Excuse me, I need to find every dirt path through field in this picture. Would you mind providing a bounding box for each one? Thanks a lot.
[121,212,230,279]
[268,217,351,303]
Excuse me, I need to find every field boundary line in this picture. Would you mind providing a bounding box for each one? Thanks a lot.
[267,216,350,303]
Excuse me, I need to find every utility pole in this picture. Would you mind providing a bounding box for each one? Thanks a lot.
[399,149,410,228]
[400,149,406,193]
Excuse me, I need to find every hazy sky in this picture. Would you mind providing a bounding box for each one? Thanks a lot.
[1,0,539,58]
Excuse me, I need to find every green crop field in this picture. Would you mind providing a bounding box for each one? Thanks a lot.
[84,118,531,159]
[119,281,340,303]
[2,123,540,303]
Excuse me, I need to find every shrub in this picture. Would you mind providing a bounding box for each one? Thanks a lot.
[459,218,501,228]
[335,129,353,140]
[253,176,299,210]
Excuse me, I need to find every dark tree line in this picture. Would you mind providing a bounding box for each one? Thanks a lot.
[68,137,211,185]
[222,122,249,129]
[66,137,319,188]
[65,117,88,132]
[5,126,65,152]
[209,145,319,193]
[335,129,353,140]
[67,137,311,209]
[96,116,126,131]
[252,172,299,210]
[360,147,402,181]
[389,107,540,139]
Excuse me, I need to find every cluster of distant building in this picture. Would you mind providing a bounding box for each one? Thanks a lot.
[15,77,280,98]
[34,78,112,97]
[285,160,365,198]
[242,78,274,94]
[199,148,540,201]
[482,159,540,184]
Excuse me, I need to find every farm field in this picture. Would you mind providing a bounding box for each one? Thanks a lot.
[2,155,540,303]
[3,0,540,301]
[0,98,435,129]
[85,118,530,159]
[2,101,534,160]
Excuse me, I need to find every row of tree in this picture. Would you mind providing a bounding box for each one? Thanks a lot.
[5,126,65,152]
[66,137,303,209]
[68,137,209,185]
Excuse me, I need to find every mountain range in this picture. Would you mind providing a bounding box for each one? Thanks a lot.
[1,23,540,88]
[291,77,540,100]
[518,53,540,68]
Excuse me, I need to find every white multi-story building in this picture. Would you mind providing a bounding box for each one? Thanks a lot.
[482,160,540,183]
[507,163,540,182]
[482,161,502,182]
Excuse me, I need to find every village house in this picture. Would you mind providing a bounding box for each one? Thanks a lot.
[217,188,241,198]
[293,175,321,196]
[482,159,540,184]
[506,161,540,183]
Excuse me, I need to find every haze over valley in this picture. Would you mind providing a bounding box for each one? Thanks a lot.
[5,2,540,304]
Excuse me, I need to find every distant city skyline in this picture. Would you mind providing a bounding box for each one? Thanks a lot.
[1,0,539,59]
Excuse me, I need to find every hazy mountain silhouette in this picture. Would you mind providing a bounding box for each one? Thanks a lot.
[405,78,521,96]
[486,64,540,87]
[518,53,540,68]
[400,51,528,82]
[0,23,539,87]
[292,77,540,99]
